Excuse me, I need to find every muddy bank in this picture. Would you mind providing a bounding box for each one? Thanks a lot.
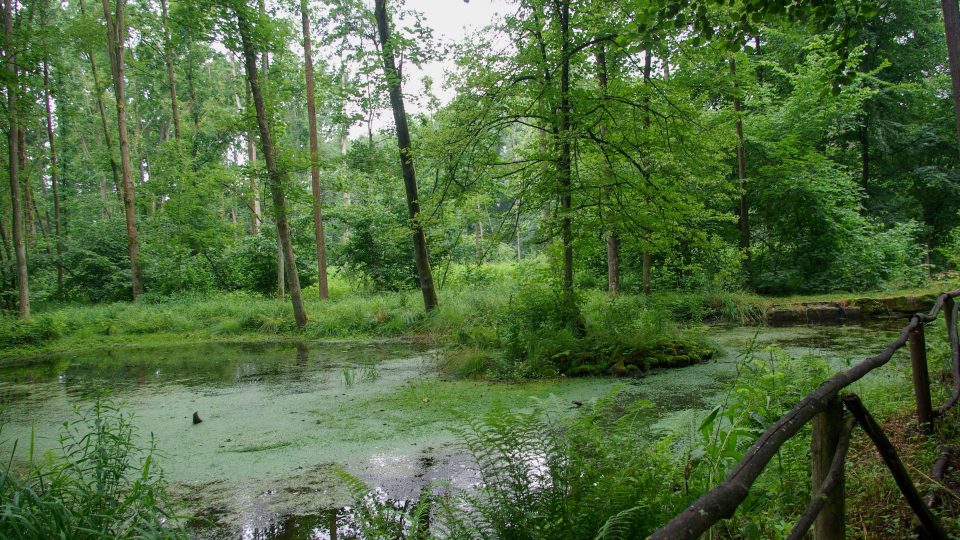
[764,294,939,325]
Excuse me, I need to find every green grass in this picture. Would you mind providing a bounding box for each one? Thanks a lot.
[4,263,957,378]
[0,398,185,539]
[0,290,430,361]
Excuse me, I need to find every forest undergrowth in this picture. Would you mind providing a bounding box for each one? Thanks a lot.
[0,262,759,377]
[3,279,960,537]
[4,261,955,376]
[344,324,960,539]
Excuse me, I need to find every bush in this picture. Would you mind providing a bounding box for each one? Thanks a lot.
[336,205,418,292]
[0,314,63,348]
[0,398,185,539]
[60,216,133,302]
[347,397,689,539]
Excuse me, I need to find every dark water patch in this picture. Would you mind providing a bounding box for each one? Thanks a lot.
[0,341,424,397]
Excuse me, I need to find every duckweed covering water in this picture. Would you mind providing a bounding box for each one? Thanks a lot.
[0,323,907,538]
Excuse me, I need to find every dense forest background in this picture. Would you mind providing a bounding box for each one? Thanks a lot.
[2,0,959,319]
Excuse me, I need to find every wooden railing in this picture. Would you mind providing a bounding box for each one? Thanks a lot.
[650,290,960,540]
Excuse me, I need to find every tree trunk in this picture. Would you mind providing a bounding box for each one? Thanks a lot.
[516,203,522,259]
[99,177,110,217]
[19,126,35,241]
[301,0,329,300]
[129,77,149,194]
[159,0,181,141]
[731,58,750,272]
[236,5,308,328]
[374,0,438,312]
[247,109,260,234]
[185,58,200,149]
[232,58,260,235]
[556,0,574,302]
[5,0,28,317]
[0,207,10,264]
[860,121,869,190]
[79,0,123,199]
[943,0,960,151]
[596,46,619,295]
[340,63,349,157]
[642,50,653,294]
[341,64,352,241]
[102,0,144,300]
[276,231,285,300]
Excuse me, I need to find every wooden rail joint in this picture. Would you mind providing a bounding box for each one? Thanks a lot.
[649,289,960,540]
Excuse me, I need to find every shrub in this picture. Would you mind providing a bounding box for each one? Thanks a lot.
[0,314,63,348]
[0,398,185,539]
[346,398,689,539]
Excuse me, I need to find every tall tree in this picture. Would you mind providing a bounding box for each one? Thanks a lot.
[159,0,181,141]
[42,39,63,297]
[731,57,749,271]
[943,0,960,151]
[230,56,261,235]
[301,0,329,300]
[373,0,438,311]
[596,46,619,295]
[79,0,123,201]
[5,0,27,317]
[641,49,652,294]
[102,0,144,299]
[234,3,308,327]
[555,0,574,302]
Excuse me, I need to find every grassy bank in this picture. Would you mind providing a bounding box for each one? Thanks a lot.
[0,286,718,377]
[3,264,958,376]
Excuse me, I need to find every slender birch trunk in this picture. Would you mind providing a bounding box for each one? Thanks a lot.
[235,5,308,328]
[301,0,329,299]
[102,0,144,299]
[374,0,438,311]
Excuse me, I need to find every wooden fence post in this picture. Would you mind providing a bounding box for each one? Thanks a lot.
[909,323,933,432]
[811,395,845,540]
[946,297,957,354]
[843,394,948,540]
[946,296,959,390]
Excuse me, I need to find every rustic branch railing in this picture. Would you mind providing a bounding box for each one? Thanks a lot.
[650,289,960,540]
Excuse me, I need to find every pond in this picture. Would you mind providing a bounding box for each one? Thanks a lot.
[0,323,910,539]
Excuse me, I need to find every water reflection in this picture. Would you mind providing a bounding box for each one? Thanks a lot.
[0,341,422,399]
[241,509,346,540]
[0,325,907,540]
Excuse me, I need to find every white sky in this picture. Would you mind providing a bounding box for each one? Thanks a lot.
[349,0,510,137]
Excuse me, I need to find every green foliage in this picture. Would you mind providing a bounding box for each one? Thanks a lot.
[744,42,930,293]
[60,217,135,303]
[0,313,64,348]
[0,398,185,539]
[939,213,960,269]
[681,349,832,536]
[336,203,418,292]
[345,396,689,539]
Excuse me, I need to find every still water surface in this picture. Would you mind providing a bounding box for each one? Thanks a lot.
[0,324,907,538]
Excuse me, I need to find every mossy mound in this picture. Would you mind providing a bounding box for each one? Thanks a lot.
[554,339,714,378]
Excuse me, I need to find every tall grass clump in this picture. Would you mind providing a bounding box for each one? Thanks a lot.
[343,395,692,539]
[434,281,717,380]
[0,398,185,539]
